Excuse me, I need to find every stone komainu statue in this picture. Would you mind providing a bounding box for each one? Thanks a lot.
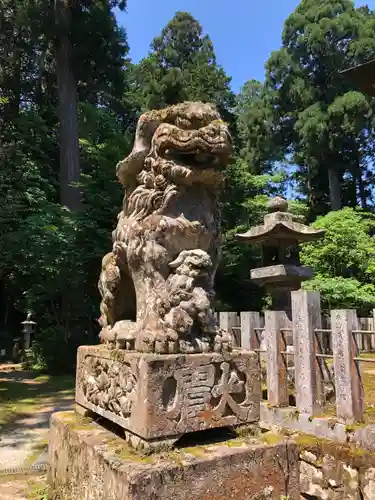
[98,102,232,354]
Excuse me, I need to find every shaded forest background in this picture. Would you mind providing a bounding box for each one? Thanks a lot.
[2,0,375,371]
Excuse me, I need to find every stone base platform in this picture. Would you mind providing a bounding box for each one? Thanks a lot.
[76,346,260,448]
[49,411,300,500]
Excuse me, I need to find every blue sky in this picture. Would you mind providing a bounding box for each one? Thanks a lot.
[115,0,375,93]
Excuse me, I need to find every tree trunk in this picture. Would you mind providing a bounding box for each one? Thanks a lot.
[55,0,81,210]
[356,158,367,209]
[327,166,341,211]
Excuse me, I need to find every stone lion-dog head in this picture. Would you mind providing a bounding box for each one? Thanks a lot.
[116,102,232,220]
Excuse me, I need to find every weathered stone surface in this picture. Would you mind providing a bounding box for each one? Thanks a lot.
[300,456,360,500]
[299,460,325,498]
[350,425,375,452]
[322,456,359,497]
[331,309,364,423]
[49,411,300,500]
[260,404,349,443]
[250,264,313,284]
[76,346,260,442]
[361,467,375,500]
[98,102,233,355]
[292,290,322,416]
[264,311,289,407]
[300,449,319,466]
[239,311,261,351]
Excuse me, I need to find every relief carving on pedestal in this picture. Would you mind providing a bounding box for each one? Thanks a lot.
[80,356,137,419]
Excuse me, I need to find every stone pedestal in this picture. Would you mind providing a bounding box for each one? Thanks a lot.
[76,346,260,448]
[49,411,300,500]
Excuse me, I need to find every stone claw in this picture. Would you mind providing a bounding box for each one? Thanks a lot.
[135,328,179,354]
[195,337,212,353]
[214,330,233,353]
[99,327,116,346]
[113,321,137,351]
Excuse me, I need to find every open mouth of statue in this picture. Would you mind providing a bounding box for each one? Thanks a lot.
[163,148,222,168]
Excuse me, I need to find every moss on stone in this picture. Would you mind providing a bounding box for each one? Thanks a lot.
[294,433,323,448]
[114,446,155,464]
[183,446,208,457]
[62,412,94,430]
[55,410,76,421]
[101,436,153,463]
[345,422,367,432]
[109,349,125,362]
[294,431,375,469]
[235,425,260,439]
[223,439,245,448]
[261,432,285,446]
[159,450,185,466]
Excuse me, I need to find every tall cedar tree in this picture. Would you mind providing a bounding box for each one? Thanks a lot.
[129,12,235,125]
[0,0,133,370]
[264,0,375,217]
[55,0,81,210]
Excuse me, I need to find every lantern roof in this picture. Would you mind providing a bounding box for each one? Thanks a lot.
[236,197,325,245]
[21,311,36,325]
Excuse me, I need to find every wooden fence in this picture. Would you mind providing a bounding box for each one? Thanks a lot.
[218,291,375,424]
[218,307,375,353]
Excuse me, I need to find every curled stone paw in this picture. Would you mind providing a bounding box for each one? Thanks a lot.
[99,327,116,346]
[112,321,137,350]
[116,332,136,351]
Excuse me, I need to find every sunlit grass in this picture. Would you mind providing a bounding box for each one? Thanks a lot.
[25,438,49,467]
[0,474,49,499]
[317,356,375,422]
[0,371,74,427]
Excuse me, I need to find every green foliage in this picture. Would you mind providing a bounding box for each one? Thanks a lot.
[303,276,375,313]
[3,1,375,371]
[129,11,235,120]
[264,0,375,215]
[301,208,375,312]
[235,79,281,174]
[0,1,134,371]
[217,155,285,311]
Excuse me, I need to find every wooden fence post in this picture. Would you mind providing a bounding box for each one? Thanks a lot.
[219,312,240,346]
[264,311,289,407]
[355,315,363,352]
[240,311,261,351]
[292,290,322,416]
[331,309,364,423]
[360,317,373,352]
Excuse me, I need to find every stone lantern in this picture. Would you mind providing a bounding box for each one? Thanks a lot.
[21,311,36,349]
[236,196,325,315]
